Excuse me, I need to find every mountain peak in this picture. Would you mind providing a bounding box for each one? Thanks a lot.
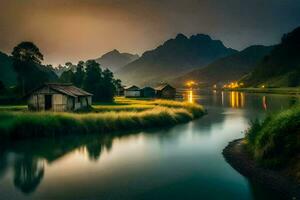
[95,50,139,72]
[190,34,212,41]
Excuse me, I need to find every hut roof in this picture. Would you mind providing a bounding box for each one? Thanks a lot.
[124,85,140,90]
[29,83,93,98]
[141,86,155,91]
[155,84,175,91]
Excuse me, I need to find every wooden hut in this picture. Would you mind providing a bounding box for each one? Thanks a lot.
[116,85,125,96]
[124,85,140,97]
[27,83,93,112]
[141,87,156,98]
[155,84,176,99]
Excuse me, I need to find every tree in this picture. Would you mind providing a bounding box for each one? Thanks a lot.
[83,60,103,100]
[73,61,85,87]
[0,80,5,95]
[101,69,115,102]
[12,42,43,64]
[60,70,74,83]
[11,42,50,95]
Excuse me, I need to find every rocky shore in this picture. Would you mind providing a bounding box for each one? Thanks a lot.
[223,139,300,199]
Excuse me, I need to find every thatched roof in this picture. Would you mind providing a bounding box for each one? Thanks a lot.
[29,83,92,98]
[124,85,140,91]
[154,84,175,91]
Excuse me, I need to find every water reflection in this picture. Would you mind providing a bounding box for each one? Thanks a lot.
[187,89,194,103]
[14,157,45,194]
[0,135,116,194]
[229,91,245,108]
[262,96,267,110]
[0,92,299,199]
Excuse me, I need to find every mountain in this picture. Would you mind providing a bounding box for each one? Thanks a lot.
[242,26,300,87]
[174,45,274,87]
[115,34,237,86]
[95,49,139,72]
[0,51,17,87]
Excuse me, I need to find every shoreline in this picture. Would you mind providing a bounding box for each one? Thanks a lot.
[0,99,205,141]
[223,139,300,199]
[221,87,300,95]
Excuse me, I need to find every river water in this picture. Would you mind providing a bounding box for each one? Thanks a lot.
[0,91,299,200]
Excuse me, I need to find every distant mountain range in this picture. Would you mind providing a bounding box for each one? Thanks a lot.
[0,52,16,87]
[174,45,274,87]
[242,26,300,87]
[2,26,300,89]
[116,34,237,86]
[95,49,139,72]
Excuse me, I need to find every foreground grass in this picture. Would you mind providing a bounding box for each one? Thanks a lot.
[0,98,205,140]
[245,106,300,179]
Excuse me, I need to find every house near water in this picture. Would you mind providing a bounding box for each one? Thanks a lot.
[155,84,176,99]
[27,83,93,112]
[124,85,141,97]
[141,87,156,98]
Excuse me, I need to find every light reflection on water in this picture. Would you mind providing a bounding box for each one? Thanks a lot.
[0,91,299,200]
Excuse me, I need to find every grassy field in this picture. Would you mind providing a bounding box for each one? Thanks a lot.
[0,97,205,141]
[245,106,300,179]
[223,87,300,95]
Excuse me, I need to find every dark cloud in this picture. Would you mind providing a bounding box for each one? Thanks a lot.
[0,0,299,65]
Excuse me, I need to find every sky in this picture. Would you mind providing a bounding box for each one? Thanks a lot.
[0,0,300,66]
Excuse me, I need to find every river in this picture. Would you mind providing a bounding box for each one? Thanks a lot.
[0,91,299,200]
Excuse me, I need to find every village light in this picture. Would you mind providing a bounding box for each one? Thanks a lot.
[186,81,196,87]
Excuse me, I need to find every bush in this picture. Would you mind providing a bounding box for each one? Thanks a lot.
[245,106,300,168]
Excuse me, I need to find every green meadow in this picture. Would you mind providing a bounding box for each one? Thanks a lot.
[0,97,205,140]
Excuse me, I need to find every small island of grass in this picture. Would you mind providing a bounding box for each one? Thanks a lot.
[223,106,300,198]
[0,97,205,141]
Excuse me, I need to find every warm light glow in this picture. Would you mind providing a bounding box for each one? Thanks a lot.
[187,89,194,103]
[186,81,196,87]
[261,85,265,88]
[223,81,239,89]
[229,91,245,108]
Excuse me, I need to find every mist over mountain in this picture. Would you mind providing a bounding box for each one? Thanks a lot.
[116,34,237,86]
[242,26,300,87]
[174,45,274,87]
[95,49,139,72]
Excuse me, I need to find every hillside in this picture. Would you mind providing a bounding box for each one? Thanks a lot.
[0,52,17,87]
[116,34,237,86]
[95,49,139,72]
[174,45,273,87]
[242,26,300,87]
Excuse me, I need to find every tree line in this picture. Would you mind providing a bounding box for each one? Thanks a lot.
[2,41,121,102]
[59,60,121,102]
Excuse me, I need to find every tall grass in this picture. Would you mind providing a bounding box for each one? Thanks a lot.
[245,106,300,168]
[0,100,205,140]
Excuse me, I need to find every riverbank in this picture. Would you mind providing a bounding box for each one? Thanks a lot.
[223,105,300,199]
[222,87,300,95]
[0,98,205,141]
[223,139,300,199]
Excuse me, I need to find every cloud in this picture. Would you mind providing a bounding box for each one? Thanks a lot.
[0,0,299,65]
